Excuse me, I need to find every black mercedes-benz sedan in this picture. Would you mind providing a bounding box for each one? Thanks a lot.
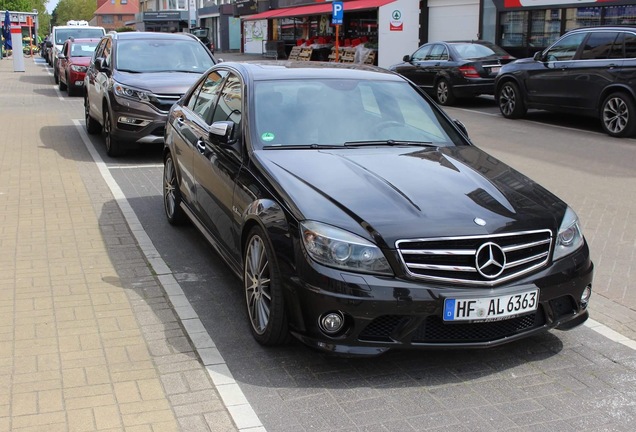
[162,60,593,356]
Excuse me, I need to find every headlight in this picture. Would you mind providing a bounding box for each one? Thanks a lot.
[300,221,392,275]
[70,65,87,73]
[553,207,584,261]
[113,81,150,102]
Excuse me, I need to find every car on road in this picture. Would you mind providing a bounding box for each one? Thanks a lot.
[47,23,105,81]
[56,37,100,96]
[162,60,593,356]
[84,31,216,156]
[389,40,515,106]
[495,26,636,138]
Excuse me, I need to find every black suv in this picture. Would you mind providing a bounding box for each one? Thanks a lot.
[84,31,216,156]
[495,26,636,137]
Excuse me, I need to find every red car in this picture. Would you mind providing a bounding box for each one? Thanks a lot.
[57,38,100,96]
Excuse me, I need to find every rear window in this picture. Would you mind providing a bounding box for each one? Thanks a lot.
[453,43,509,59]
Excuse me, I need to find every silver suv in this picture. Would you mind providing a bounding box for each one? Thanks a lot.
[84,31,216,156]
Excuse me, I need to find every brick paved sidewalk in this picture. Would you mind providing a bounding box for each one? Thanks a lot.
[0,56,238,431]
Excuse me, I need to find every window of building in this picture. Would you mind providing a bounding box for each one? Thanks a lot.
[103,16,114,24]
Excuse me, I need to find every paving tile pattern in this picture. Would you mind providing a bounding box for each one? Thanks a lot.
[0,57,237,431]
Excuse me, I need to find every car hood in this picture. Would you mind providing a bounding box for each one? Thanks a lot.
[70,57,91,67]
[113,71,202,94]
[255,146,565,247]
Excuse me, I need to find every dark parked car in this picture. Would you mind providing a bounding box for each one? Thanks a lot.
[163,60,593,356]
[84,31,216,156]
[389,40,515,105]
[495,26,636,138]
[56,37,100,96]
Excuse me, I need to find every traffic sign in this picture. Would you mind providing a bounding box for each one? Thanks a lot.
[332,1,343,25]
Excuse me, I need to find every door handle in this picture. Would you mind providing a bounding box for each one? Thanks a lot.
[176,116,185,125]
[196,139,205,154]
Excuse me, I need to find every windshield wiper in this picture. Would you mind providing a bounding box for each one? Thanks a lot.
[263,144,345,150]
[344,140,435,147]
[117,68,141,73]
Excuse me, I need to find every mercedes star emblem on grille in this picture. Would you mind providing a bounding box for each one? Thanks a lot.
[475,242,506,279]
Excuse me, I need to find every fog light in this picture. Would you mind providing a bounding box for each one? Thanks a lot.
[581,285,592,308]
[118,116,151,127]
[319,312,344,335]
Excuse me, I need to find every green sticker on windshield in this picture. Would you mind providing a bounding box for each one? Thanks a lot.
[262,132,275,142]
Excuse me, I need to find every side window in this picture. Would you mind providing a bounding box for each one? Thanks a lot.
[412,45,431,61]
[211,73,242,140]
[545,33,586,61]
[93,39,106,61]
[609,33,625,59]
[102,38,112,68]
[580,32,619,60]
[187,70,227,122]
[426,45,447,61]
[625,33,636,58]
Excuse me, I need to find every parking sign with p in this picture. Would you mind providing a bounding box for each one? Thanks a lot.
[332,1,343,25]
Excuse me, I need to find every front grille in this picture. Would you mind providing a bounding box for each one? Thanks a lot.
[148,93,181,113]
[411,309,545,343]
[396,230,552,286]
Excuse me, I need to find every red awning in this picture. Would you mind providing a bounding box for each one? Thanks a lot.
[244,0,395,21]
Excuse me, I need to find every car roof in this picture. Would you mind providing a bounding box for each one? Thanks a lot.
[566,25,636,33]
[221,60,404,82]
[108,31,199,42]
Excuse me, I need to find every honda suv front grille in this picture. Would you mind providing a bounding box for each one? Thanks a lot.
[396,230,552,286]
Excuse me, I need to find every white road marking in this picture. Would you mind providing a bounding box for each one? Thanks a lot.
[72,119,267,431]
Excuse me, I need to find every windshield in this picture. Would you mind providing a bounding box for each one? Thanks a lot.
[71,41,98,57]
[252,79,461,148]
[453,42,510,59]
[55,28,104,45]
[115,39,215,73]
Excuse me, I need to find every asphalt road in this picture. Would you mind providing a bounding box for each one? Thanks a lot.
[41,57,636,431]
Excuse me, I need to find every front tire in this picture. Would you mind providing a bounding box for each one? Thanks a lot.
[163,154,187,225]
[244,226,289,346]
[435,79,456,106]
[601,92,636,138]
[498,81,527,119]
[103,108,124,157]
[85,95,101,135]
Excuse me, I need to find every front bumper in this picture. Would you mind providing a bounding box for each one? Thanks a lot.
[283,244,593,356]
[108,95,168,145]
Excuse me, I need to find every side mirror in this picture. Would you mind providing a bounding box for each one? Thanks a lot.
[94,58,107,72]
[403,54,411,62]
[46,41,53,48]
[453,119,469,137]
[533,51,544,62]
[57,53,66,60]
[209,120,236,145]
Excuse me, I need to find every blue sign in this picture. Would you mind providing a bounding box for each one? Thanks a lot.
[332,1,343,25]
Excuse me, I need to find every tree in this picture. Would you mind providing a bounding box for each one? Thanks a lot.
[53,0,97,24]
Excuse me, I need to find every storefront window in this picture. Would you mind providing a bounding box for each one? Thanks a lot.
[529,9,560,47]
[604,5,636,26]
[500,11,528,47]
[564,7,601,31]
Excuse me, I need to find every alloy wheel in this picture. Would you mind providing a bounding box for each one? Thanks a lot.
[163,157,177,219]
[603,97,629,134]
[436,81,449,104]
[500,85,516,117]
[245,235,272,335]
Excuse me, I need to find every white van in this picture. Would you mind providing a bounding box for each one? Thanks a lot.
[47,24,105,80]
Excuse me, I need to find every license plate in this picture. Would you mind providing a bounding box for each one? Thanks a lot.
[489,66,501,74]
[443,289,539,322]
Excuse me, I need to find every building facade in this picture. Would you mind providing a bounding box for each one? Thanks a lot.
[91,0,139,32]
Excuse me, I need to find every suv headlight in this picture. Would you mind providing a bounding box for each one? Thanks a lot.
[113,81,150,102]
[70,65,87,73]
[553,207,584,261]
[300,221,392,275]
